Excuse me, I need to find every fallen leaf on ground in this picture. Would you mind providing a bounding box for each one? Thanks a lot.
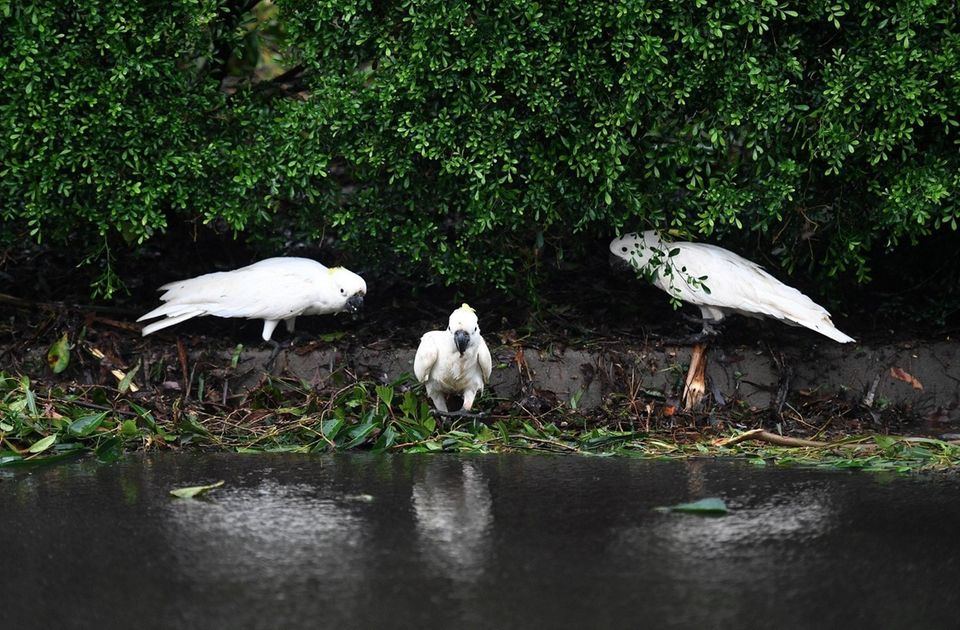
[47,334,70,373]
[890,367,923,390]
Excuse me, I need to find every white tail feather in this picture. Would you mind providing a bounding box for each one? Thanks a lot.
[141,312,201,336]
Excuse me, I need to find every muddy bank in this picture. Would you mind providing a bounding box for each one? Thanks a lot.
[220,337,958,421]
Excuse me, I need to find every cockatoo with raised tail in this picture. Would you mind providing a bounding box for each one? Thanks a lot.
[610,232,854,343]
[138,258,366,340]
[414,304,493,415]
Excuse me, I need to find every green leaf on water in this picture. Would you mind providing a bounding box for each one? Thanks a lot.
[657,497,728,515]
[29,434,57,453]
[67,412,106,437]
[170,480,225,498]
[47,334,70,373]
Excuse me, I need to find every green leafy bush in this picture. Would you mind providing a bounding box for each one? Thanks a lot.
[1,0,957,295]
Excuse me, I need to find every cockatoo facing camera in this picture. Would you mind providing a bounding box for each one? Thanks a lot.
[414,304,493,414]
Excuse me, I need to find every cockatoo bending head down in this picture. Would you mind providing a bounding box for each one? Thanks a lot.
[138,258,366,341]
[414,304,493,414]
[609,231,854,343]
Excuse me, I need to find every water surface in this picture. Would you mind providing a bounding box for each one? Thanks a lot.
[2,454,958,629]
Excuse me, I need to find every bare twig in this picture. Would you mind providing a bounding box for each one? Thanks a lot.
[716,428,830,448]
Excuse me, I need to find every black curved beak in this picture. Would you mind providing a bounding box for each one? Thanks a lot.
[454,330,470,355]
[609,252,631,271]
[345,294,364,313]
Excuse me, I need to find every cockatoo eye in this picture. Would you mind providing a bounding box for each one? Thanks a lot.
[340,288,345,294]
[474,327,478,333]
[621,246,628,253]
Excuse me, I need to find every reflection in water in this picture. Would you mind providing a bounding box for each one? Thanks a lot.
[608,460,841,627]
[412,461,493,582]
[164,480,370,583]
[654,466,838,552]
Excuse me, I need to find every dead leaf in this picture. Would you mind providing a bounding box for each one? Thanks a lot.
[889,367,923,390]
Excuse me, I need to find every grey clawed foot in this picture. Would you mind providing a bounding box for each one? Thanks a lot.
[264,340,283,370]
[433,409,486,419]
[658,330,718,346]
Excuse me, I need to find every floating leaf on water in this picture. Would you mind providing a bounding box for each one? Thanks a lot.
[47,334,70,374]
[344,494,375,503]
[318,332,346,343]
[28,435,57,454]
[170,480,225,498]
[656,497,728,515]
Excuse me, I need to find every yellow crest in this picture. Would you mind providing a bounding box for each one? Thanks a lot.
[460,303,475,313]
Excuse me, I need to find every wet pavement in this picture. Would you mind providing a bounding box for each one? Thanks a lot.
[2,453,959,629]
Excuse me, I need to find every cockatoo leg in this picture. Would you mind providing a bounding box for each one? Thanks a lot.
[265,340,283,370]
[769,351,794,423]
[426,385,449,413]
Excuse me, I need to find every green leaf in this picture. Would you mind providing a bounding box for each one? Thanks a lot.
[340,420,378,449]
[68,412,106,437]
[657,497,728,515]
[372,425,397,452]
[120,419,139,437]
[0,449,84,468]
[376,384,394,407]
[47,334,70,373]
[170,480,225,498]
[321,417,344,440]
[117,361,140,394]
[29,434,57,453]
[230,344,244,369]
[95,436,123,463]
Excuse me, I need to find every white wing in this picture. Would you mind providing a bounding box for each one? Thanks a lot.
[414,332,441,383]
[654,243,854,343]
[477,337,492,383]
[139,258,332,334]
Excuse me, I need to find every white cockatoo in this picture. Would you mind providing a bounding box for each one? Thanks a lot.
[414,304,493,414]
[610,231,854,343]
[138,258,366,340]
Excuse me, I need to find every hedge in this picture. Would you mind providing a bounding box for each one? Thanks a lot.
[1,0,957,296]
